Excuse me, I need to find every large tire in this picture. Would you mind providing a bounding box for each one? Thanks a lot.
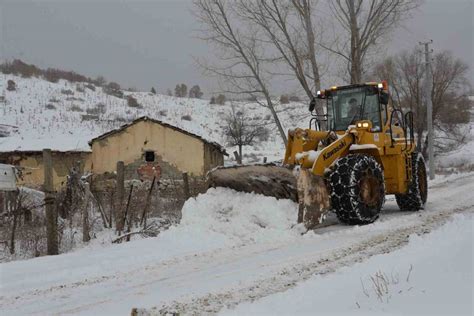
[395,152,428,211]
[328,154,385,225]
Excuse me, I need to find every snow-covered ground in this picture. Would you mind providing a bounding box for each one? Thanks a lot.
[436,123,474,171]
[0,172,472,315]
[222,213,473,316]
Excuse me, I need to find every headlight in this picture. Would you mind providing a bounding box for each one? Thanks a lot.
[356,122,370,128]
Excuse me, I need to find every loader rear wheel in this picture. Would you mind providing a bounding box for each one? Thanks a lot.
[395,152,428,211]
[328,154,385,225]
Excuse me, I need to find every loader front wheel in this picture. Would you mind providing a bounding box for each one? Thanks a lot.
[328,154,385,225]
[395,152,428,211]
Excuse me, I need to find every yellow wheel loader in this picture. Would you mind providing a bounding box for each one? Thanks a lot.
[208,82,428,228]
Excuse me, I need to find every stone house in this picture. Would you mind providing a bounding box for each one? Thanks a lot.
[88,116,227,179]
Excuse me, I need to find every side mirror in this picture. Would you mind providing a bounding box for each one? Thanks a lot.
[309,98,316,112]
[380,92,389,105]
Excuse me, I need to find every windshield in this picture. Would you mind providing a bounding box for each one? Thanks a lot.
[327,87,381,131]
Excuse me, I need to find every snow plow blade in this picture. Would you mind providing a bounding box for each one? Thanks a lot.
[207,164,331,229]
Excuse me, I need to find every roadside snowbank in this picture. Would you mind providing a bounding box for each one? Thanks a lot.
[221,213,473,316]
[163,188,300,247]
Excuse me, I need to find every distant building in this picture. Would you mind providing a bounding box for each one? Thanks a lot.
[88,116,227,179]
[0,150,91,189]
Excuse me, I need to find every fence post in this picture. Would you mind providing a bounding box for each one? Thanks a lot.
[182,172,190,200]
[116,161,125,233]
[82,183,91,242]
[43,148,58,255]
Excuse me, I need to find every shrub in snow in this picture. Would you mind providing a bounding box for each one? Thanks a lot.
[76,84,85,93]
[104,82,124,98]
[96,102,106,114]
[85,83,96,91]
[49,97,60,103]
[94,75,107,87]
[66,96,84,102]
[289,95,301,102]
[280,94,289,104]
[86,107,101,115]
[81,114,99,121]
[127,95,141,108]
[45,103,56,110]
[159,110,168,117]
[69,104,83,112]
[61,89,74,95]
[216,94,226,105]
[7,80,16,91]
[181,114,192,121]
[1,59,41,77]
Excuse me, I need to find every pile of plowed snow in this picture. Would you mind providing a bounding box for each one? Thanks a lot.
[159,188,300,249]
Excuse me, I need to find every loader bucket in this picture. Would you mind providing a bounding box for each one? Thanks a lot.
[207,164,331,229]
[295,168,331,229]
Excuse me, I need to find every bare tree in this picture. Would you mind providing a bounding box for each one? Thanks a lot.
[174,83,188,97]
[224,105,269,162]
[326,0,419,83]
[189,85,204,98]
[194,0,287,144]
[374,49,470,155]
[235,0,324,115]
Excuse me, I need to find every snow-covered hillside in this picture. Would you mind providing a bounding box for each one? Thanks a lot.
[0,75,309,162]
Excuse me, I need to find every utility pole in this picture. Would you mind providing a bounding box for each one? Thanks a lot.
[0,3,6,116]
[420,40,435,180]
[43,149,58,255]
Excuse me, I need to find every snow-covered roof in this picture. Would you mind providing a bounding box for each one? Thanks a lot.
[89,116,228,155]
[0,149,90,155]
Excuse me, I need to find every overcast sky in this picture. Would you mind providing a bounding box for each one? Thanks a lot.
[1,0,472,95]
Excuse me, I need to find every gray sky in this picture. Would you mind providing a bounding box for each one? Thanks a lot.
[1,0,473,95]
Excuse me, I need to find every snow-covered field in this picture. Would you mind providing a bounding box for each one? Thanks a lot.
[0,172,472,315]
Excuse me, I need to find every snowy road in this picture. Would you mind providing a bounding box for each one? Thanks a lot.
[1,173,473,315]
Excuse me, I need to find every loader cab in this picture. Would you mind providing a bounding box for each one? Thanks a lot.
[313,83,388,132]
